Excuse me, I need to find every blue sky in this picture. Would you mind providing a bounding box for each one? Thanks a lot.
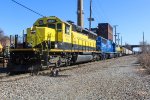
[0,0,150,46]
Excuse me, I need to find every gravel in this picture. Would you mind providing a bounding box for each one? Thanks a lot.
[0,55,150,100]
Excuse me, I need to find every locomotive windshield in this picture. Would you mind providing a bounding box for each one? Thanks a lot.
[48,24,56,29]
[47,19,56,23]
[38,20,47,27]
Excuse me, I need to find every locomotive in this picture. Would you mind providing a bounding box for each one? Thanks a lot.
[96,36,116,59]
[7,16,132,73]
[7,16,97,72]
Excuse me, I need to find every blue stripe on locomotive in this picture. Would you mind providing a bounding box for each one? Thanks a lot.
[96,36,116,53]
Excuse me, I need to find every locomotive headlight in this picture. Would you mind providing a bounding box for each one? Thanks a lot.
[55,43,58,48]
[31,30,36,34]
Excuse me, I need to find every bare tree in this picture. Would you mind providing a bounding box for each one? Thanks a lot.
[0,29,4,40]
[139,41,149,53]
[138,41,150,71]
[125,43,132,50]
[0,29,10,47]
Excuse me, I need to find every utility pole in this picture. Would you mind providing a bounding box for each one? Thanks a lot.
[77,0,84,27]
[142,32,145,52]
[117,33,120,46]
[143,32,144,46]
[88,0,94,30]
[121,36,122,46]
[114,25,118,44]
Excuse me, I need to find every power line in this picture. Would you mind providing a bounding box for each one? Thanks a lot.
[11,0,45,17]
[92,5,101,23]
[88,0,105,29]
[92,1,102,22]
[93,0,111,23]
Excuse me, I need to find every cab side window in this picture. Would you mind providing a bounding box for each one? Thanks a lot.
[57,23,62,32]
[65,24,70,35]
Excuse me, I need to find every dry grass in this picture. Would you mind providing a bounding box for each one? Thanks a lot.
[138,51,150,71]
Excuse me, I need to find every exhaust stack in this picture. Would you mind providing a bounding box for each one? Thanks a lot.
[77,0,84,27]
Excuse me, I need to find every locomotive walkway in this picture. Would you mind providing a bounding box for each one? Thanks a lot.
[0,55,150,99]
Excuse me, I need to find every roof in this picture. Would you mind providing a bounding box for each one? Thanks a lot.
[33,16,71,26]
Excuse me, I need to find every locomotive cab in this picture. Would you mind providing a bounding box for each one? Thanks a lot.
[26,16,72,51]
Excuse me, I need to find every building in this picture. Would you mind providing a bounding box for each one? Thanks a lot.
[97,23,113,41]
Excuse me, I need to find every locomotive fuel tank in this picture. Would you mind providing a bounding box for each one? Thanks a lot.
[75,55,93,63]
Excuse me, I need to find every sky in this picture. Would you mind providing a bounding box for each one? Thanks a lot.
[0,0,150,47]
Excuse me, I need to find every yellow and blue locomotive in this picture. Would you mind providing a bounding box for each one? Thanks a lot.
[8,16,97,72]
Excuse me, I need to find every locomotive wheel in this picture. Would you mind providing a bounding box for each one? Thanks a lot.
[65,59,71,67]
[96,55,101,61]
[30,65,40,76]
[65,61,68,67]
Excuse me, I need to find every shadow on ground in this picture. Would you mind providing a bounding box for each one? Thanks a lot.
[0,67,7,73]
[39,73,71,78]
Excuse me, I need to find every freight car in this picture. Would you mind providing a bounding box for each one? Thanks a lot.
[7,16,97,73]
[121,47,133,55]
[116,46,133,56]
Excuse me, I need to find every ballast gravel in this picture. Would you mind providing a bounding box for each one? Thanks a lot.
[0,56,150,100]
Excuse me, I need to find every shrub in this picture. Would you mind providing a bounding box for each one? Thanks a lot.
[138,43,150,71]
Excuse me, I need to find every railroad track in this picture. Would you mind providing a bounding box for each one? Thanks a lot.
[0,64,95,82]
[0,73,31,82]
[0,73,8,79]
[0,58,115,82]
